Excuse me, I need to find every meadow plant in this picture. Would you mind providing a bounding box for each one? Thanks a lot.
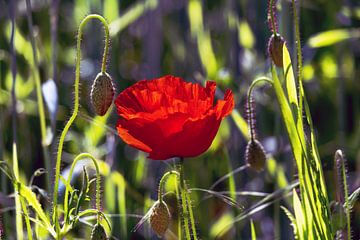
[1,0,360,239]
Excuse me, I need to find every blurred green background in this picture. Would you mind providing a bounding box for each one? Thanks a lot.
[0,0,359,239]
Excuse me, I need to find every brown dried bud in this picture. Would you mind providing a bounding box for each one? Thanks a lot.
[267,34,285,67]
[245,139,266,171]
[90,72,115,116]
[91,223,108,240]
[150,201,171,237]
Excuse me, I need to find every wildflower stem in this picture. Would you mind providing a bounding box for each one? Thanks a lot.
[158,170,180,203]
[269,0,278,36]
[247,77,273,141]
[62,153,102,228]
[52,14,110,236]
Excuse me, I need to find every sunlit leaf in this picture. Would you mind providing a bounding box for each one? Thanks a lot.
[103,0,119,22]
[210,212,234,238]
[250,219,257,240]
[308,29,360,48]
[109,0,158,37]
[238,21,255,49]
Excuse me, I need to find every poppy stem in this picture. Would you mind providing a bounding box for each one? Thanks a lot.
[247,77,273,141]
[52,14,110,237]
[178,158,198,240]
[268,0,278,37]
[158,170,180,203]
[62,153,102,226]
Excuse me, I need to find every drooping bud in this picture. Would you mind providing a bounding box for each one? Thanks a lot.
[330,201,347,232]
[91,223,108,240]
[245,139,266,171]
[150,201,171,237]
[267,34,285,67]
[90,72,115,116]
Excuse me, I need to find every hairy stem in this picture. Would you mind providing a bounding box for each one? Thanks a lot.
[52,14,110,235]
[158,170,180,203]
[247,77,274,141]
[269,0,278,36]
[62,153,102,228]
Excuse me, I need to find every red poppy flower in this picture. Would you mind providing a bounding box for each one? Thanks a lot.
[115,75,234,160]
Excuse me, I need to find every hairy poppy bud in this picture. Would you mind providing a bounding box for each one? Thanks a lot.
[150,201,171,237]
[245,139,266,171]
[91,223,107,240]
[90,72,115,116]
[330,201,347,232]
[267,34,285,67]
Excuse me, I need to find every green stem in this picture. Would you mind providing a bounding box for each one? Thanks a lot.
[179,158,199,240]
[158,170,180,203]
[62,153,102,230]
[269,0,278,36]
[179,165,192,240]
[337,150,351,239]
[247,77,274,141]
[52,14,110,235]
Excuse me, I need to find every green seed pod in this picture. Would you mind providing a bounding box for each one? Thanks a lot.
[90,72,115,116]
[91,223,108,240]
[267,34,285,67]
[245,139,267,171]
[150,201,171,237]
[330,201,347,232]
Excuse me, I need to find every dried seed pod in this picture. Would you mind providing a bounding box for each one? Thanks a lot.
[245,139,266,171]
[90,72,115,116]
[91,223,108,240]
[150,201,171,237]
[267,34,285,67]
[330,201,347,232]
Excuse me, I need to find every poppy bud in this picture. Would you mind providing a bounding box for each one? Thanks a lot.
[90,72,115,116]
[245,139,266,171]
[91,223,108,240]
[150,201,171,237]
[330,201,347,232]
[267,34,285,67]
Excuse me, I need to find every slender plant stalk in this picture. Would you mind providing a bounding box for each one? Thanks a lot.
[158,170,180,203]
[247,77,274,141]
[336,150,351,239]
[62,153,102,232]
[269,0,278,36]
[52,14,110,236]
[179,158,199,240]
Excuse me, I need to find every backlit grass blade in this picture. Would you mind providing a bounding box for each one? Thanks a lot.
[109,0,158,37]
[250,219,256,240]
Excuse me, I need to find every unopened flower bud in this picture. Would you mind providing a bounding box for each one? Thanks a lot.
[150,201,171,237]
[267,34,285,67]
[245,139,266,171]
[91,223,107,240]
[90,72,115,116]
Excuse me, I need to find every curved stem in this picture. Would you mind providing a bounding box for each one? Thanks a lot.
[158,170,180,203]
[62,153,102,228]
[52,14,110,235]
[247,77,273,141]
